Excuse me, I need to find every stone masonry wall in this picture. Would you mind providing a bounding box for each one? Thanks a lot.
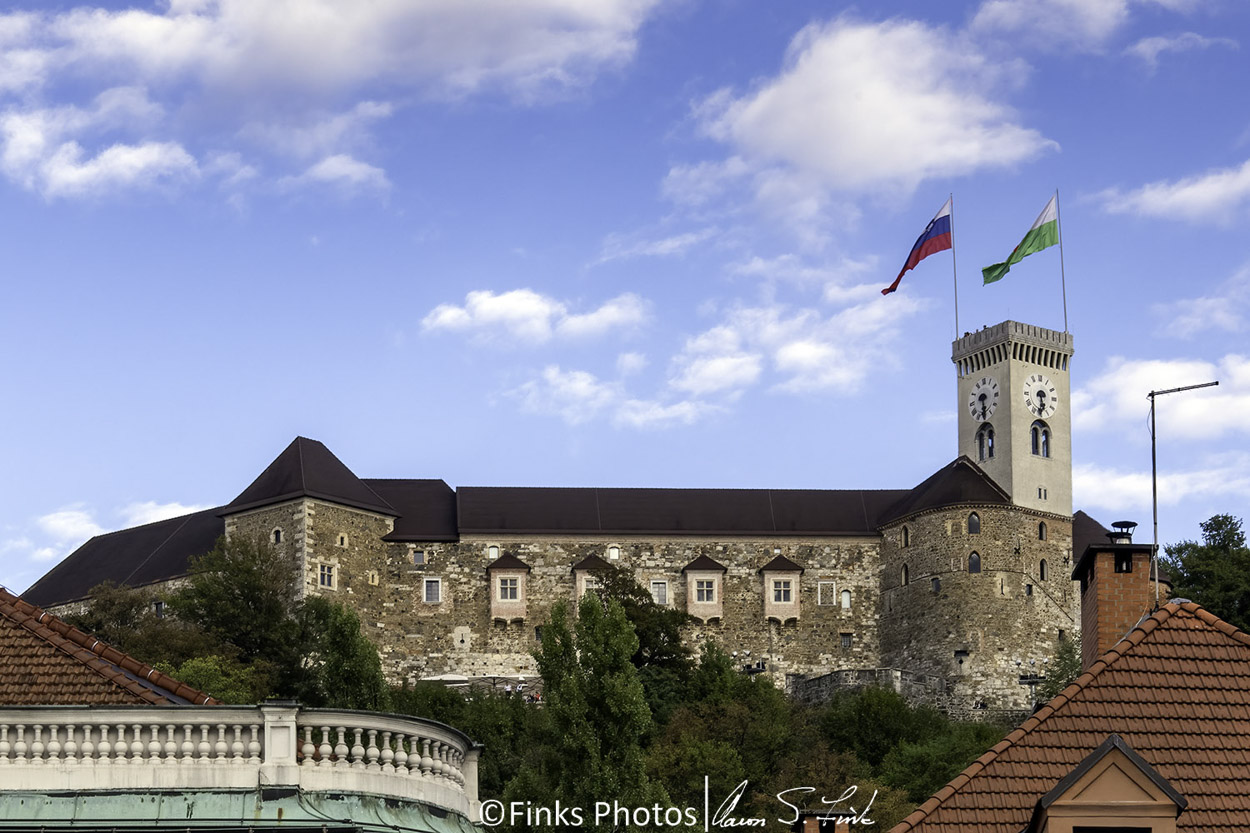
[878,504,1078,710]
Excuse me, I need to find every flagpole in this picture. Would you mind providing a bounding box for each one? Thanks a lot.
[1055,188,1069,333]
[949,193,959,337]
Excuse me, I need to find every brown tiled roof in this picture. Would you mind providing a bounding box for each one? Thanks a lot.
[891,602,1250,833]
[0,587,217,706]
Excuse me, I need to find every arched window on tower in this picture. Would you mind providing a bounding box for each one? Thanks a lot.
[1038,521,1047,540]
[901,564,910,586]
[976,424,995,462]
[968,552,981,573]
[968,512,981,534]
[1039,559,1048,581]
[1031,421,1051,458]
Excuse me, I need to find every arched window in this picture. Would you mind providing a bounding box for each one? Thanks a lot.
[272,529,282,545]
[901,564,910,586]
[1031,421,1051,458]
[841,589,851,610]
[1039,559,1048,581]
[968,552,981,573]
[968,512,981,535]
[902,526,910,548]
[976,424,995,462]
[1038,521,1047,541]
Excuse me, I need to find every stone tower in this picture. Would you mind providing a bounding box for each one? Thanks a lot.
[952,321,1074,515]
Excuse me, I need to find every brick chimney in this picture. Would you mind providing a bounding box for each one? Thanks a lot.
[1071,521,1167,670]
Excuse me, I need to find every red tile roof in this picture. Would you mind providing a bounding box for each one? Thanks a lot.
[891,602,1250,833]
[0,586,218,706]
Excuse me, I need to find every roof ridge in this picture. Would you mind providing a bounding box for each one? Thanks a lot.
[0,587,218,706]
[890,602,1185,833]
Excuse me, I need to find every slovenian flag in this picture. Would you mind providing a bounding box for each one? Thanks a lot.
[982,195,1059,285]
[881,198,953,295]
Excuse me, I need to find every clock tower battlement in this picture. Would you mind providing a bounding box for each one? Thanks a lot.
[952,321,1074,515]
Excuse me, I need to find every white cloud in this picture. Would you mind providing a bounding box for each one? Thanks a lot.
[970,0,1130,51]
[1074,454,1250,514]
[1098,158,1250,223]
[241,101,395,159]
[595,227,717,264]
[121,500,212,527]
[1072,354,1248,439]
[422,289,649,344]
[41,140,197,198]
[616,351,648,375]
[281,153,390,192]
[35,507,104,543]
[1155,264,1250,338]
[688,18,1055,197]
[512,365,709,428]
[1124,32,1237,69]
[661,157,750,207]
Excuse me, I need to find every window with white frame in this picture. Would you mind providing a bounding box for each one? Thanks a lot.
[319,563,335,588]
[487,545,499,560]
[650,580,668,605]
[818,581,837,605]
[608,546,621,560]
[424,577,442,604]
[841,589,851,610]
[583,575,601,592]
[498,577,519,601]
[696,579,715,603]
[773,579,792,603]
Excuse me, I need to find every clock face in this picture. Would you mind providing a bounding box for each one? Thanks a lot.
[1024,374,1059,419]
[967,376,1000,421]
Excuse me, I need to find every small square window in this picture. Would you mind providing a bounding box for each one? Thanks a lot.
[337,534,348,548]
[319,564,335,588]
[412,549,426,565]
[424,578,442,604]
[696,579,715,603]
[650,581,668,606]
[1025,584,1034,596]
[818,581,837,605]
[499,577,518,601]
[773,579,792,603]
[152,600,165,618]
[840,633,853,649]
[583,575,601,592]
[931,577,941,594]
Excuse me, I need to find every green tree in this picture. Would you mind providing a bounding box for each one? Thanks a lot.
[289,597,390,710]
[154,655,272,704]
[1036,632,1082,703]
[1165,515,1250,631]
[505,594,666,830]
[64,581,225,668]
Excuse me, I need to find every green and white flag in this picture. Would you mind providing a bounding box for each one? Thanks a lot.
[982,195,1059,285]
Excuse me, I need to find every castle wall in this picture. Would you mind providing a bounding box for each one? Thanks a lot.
[878,505,1078,709]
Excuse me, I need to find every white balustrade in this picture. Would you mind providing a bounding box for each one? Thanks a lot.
[0,705,480,819]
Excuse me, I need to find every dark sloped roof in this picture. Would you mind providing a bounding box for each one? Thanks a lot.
[683,555,727,573]
[891,602,1250,833]
[877,457,1010,526]
[487,554,532,572]
[225,437,395,516]
[1072,510,1111,558]
[367,479,459,541]
[457,487,909,536]
[0,587,217,706]
[571,555,614,572]
[22,507,224,608]
[759,554,804,573]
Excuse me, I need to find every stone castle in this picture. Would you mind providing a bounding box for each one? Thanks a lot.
[24,320,1101,712]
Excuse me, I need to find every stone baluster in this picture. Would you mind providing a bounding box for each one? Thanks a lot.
[366,729,380,771]
[131,724,144,764]
[318,725,333,768]
[181,724,195,762]
[420,737,433,777]
[97,724,111,765]
[380,731,394,772]
[0,725,10,766]
[333,726,349,768]
[30,725,45,766]
[231,725,244,764]
[213,724,228,764]
[64,724,78,764]
[80,724,95,765]
[197,724,211,762]
[163,724,177,761]
[14,725,29,766]
[248,724,262,764]
[432,741,445,779]
[114,724,128,764]
[392,733,408,774]
[301,726,316,766]
[350,727,365,769]
[46,725,62,764]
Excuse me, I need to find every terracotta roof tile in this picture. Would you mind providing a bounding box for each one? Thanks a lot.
[0,586,218,706]
[891,602,1250,833]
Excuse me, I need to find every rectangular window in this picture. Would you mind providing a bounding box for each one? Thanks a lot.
[499,577,518,601]
[584,575,601,592]
[696,579,715,603]
[840,633,853,649]
[773,579,792,603]
[650,580,668,606]
[817,581,837,605]
[319,564,335,588]
[412,549,426,565]
[424,578,441,604]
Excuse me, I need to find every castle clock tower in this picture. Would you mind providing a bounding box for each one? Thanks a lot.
[952,322,1074,514]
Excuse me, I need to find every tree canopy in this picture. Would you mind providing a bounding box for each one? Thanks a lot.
[1165,515,1250,631]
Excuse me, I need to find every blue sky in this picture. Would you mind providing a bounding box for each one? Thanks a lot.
[3,0,1248,594]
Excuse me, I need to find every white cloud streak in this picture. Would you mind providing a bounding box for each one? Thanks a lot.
[422,289,649,344]
[1124,32,1237,69]
[1154,264,1250,338]
[1098,158,1250,224]
[512,365,711,428]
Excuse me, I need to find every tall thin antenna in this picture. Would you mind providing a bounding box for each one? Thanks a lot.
[949,192,959,337]
[1055,188,1069,333]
